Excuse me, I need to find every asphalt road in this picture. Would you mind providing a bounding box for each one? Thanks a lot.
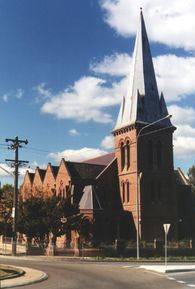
[166,271,195,288]
[2,259,193,289]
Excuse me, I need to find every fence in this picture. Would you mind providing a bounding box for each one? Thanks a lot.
[0,236,26,255]
[1,236,195,258]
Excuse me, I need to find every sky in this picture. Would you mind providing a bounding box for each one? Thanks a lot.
[0,0,195,185]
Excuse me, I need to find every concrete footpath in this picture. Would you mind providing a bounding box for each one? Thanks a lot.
[140,264,195,273]
[0,264,48,288]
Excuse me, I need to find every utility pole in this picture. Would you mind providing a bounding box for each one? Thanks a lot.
[5,136,28,256]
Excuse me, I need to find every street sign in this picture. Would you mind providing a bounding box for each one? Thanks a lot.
[163,223,170,234]
[163,223,171,267]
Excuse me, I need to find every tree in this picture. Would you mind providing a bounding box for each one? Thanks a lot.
[17,194,82,247]
[0,184,14,237]
[46,196,82,242]
[188,165,195,194]
[18,196,49,244]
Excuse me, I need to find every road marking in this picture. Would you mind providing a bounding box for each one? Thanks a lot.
[177,280,186,284]
[187,285,195,287]
[167,277,175,280]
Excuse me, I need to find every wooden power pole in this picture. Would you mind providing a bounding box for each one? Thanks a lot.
[5,136,28,256]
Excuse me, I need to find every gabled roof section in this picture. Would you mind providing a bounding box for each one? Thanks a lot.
[113,9,172,131]
[79,185,102,210]
[83,152,115,166]
[65,161,105,181]
[96,157,117,180]
[51,165,59,179]
[38,168,46,182]
[175,168,190,186]
[28,172,35,183]
[45,163,59,180]
[23,170,35,185]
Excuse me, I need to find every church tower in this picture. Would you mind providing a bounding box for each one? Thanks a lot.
[112,9,177,240]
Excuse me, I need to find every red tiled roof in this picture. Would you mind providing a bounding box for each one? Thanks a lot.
[83,152,115,166]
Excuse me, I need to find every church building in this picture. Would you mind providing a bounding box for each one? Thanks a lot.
[21,10,192,242]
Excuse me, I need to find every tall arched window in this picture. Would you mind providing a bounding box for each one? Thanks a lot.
[126,140,130,169]
[126,181,130,203]
[157,141,162,168]
[122,182,125,203]
[120,142,125,171]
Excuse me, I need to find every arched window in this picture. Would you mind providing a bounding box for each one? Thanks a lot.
[126,140,130,169]
[58,180,64,198]
[120,142,125,171]
[157,141,162,168]
[126,181,130,203]
[122,182,125,203]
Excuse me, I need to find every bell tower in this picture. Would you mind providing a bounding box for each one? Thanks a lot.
[112,9,177,240]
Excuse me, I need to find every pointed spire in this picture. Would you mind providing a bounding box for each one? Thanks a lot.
[113,10,171,131]
[159,92,172,126]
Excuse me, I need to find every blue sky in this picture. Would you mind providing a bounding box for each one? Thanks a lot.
[1,0,195,184]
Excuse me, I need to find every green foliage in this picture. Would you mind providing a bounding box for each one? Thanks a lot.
[188,165,195,189]
[188,165,195,204]
[0,184,14,236]
[18,196,48,242]
[18,195,82,244]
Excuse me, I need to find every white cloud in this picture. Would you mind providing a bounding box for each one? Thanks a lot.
[0,162,38,179]
[174,125,195,159]
[174,136,195,160]
[0,163,14,177]
[168,105,195,126]
[68,129,80,136]
[91,53,195,102]
[16,88,24,99]
[37,52,195,125]
[100,0,195,51]
[35,82,52,102]
[155,55,195,101]
[90,53,132,76]
[40,76,126,123]
[100,135,114,149]
[167,104,195,160]
[48,147,108,162]
[2,94,8,102]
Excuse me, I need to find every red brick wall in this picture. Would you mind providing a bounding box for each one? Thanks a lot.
[56,159,71,198]
[113,125,178,240]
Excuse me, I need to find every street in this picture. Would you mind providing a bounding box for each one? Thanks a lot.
[1,258,194,289]
[166,271,195,288]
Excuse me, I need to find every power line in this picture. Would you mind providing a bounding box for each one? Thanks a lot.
[24,146,51,153]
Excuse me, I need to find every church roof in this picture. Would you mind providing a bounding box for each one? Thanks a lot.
[113,9,172,131]
[28,172,35,183]
[37,168,46,181]
[51,165,59,178]
[66,161,105,181]
[79,185,102,210]
[83,152,115,166]
[175,168,190,186]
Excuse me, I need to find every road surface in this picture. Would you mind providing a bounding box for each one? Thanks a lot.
[2,259,194,289]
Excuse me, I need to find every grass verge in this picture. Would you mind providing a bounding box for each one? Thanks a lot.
[0,265,24,280]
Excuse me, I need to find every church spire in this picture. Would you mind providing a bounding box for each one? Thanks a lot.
[114,9,171,131]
